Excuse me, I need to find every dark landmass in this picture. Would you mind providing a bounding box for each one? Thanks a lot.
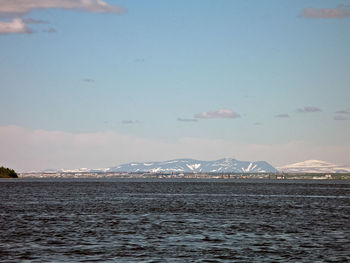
[0,166,18,178]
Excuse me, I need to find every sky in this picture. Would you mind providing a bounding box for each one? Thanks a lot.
[0,0,350,172]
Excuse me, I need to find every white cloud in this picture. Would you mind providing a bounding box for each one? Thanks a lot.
[0,18,32,34]
[0,0,126,35]
[1,125,349,172]
[194,109,240,119]
[0,0,126,15]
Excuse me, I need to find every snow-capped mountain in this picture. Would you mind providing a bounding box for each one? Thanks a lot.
[107,158,277,173]
[277,160,350,173]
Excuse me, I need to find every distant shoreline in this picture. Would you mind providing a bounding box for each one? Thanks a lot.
[16,172,350,180]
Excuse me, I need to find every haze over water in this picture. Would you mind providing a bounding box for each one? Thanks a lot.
[1,179,349,262]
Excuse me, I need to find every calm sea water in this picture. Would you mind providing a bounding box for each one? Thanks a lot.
[1,179,349,262]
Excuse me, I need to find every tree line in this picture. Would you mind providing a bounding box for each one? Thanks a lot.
[0,166,18,178]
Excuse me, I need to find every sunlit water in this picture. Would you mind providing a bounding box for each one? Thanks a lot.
[1,179,349,262]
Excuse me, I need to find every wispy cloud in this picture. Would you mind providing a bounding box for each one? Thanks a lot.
[134,58,145,63]
[253,122,262,126]
[122,120,139,125]
[335,110,350,114]
[41,27,56,34]
[275,114,290,118]
[334,115,349,121]
[300,7,350,19]
[0,18,32,34]
[82,78,95,83]
[23,18,49,24]
[297,106,322,113]
[177,118,198,122]
[194,109,240,119]
[0,0,127,16]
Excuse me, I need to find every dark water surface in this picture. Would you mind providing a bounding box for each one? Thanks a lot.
[1,179,350,262]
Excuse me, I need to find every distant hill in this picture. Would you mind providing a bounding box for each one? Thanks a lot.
[108,158,278,173]
[36,158,278,174]
[0,166,18,178]
[277,160,350,173]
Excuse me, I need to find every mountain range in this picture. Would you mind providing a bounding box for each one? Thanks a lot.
[108,158,277,173]
[37,159,350,174]
[41,158,277,174]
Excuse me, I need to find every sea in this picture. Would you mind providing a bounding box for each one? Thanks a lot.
[1,179,349,262]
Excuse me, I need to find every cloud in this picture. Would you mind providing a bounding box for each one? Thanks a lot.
[23,18,49,24]
[275,114,290,118]
[300,7,350,19]
[0,0,127,16]
[122,120,139,124]
[0,18,32,34]
[42,27,56,33]
[1,125,350,172]
[335,110,350,114]
[177,118,198,122]
[134,58,145,63]
[0,0,126,35]
[48,27,56,33]
[334,115,349,121]
[82,78,95,83]
[253,122,262,126]
[194,109,240,119]
[297,106,322,113]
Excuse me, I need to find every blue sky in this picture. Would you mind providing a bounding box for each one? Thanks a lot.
[0,0,349,171]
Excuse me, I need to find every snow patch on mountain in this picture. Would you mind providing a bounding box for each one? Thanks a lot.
[186,164,201,171]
